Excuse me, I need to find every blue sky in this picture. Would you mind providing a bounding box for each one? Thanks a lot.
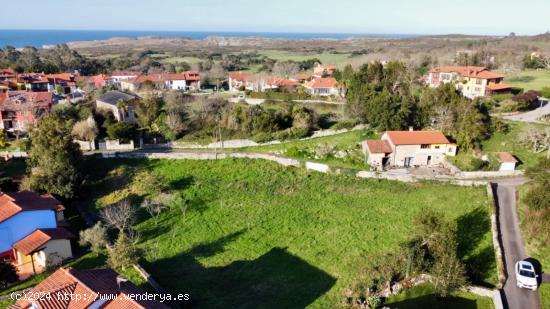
[1,0,549,35]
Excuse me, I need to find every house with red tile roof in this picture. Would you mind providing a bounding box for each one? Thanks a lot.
[304,77,341,97]
[93,74,115,88]
[362,130,457,170]
[0,91,54,132]
[228,72,252,91]
[9,267,170,309]
[427,66,513,99]
[313,65,337,78]
[0,191,72,278]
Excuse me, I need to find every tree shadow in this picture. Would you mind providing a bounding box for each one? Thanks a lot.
[386,294,478,309]
[456,207,494,285]
[142,233,336,308]
[169,176,195,191]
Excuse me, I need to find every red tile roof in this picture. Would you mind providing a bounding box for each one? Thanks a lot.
[13,228,73,255]
[228,72,251,82]
[385,131,451,145]
[266,78,301,88]
[486,83,513,91]
[430,66,504,80]
[0,191,64,223]
[364,140,393,154]
[0,91,53,112]
[15,268,169,309]
[305,77,338,89]
[497,152,518,163]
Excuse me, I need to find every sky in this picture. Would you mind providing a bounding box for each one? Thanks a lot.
[1,0,549,36]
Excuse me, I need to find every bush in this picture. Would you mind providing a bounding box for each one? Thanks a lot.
[524,185,550,211]
[251,132,274,143]
[273,127,310,141]
[470,158,487,171]
[331,120,359,130]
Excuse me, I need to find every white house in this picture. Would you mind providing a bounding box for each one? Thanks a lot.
[362,130,457,170]
[497,152,518,171]
[0,191,72,277]
[304,78,341,97]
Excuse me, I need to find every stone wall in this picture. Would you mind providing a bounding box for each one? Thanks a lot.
[98,139,135,151]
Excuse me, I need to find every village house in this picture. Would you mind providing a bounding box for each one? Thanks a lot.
[93,74,115,88]
[121,72,201,92]
[110,71,140,85]
[9,267,170,309]
[290,73,311,83]
[496,152,518,171]
[0,191,73,278]
[304,77,341,96]
[96,91,141,123]
[45,73,78,94]
[427,66,513,99]
[362,130,457,170]
[228,72,251,91]
[313,65,337,78]
[0,91,54,132]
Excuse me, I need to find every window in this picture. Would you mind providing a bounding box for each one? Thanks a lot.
[448,148,454,153]
[476,79,482,85]
[434,146,440,149]
[420,144,430,149]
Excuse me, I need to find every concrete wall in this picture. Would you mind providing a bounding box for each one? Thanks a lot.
[75,140,95,151]
[40,239,73,267]
[499,162,516,171]
[305,162,330,173]
[98,139,134,151]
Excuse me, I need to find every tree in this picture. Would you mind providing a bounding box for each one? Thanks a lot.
[28,114,83,198]
[0,259,18,288]
[72,117,98,141]
[79,222,108,254]
[100,199,136,234]
[0,129,5,148]
[407,209,467,297]
[272,61,300,78]
[136,96,163,132]
[520,125,550,156]
[108,233,138,270]
[141,193,173,225]
[106,121,135,142]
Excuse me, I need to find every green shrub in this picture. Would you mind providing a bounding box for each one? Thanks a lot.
[251,132,274,143]
[331,120,359,130]
[525,185,550,211]
[470,158,487,171]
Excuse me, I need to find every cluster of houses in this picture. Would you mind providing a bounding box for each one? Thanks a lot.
[228,64,344,97]
[0,68,202,134]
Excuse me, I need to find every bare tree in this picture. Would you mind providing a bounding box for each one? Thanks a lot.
[100,199,136,234]
[141,193,173,224]
[165,111,187,136]
[520,125,550,157]
[272,61,300,78]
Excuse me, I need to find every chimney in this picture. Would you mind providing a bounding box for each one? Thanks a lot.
[409,127,414,131]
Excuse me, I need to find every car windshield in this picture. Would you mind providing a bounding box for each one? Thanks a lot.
[519,269,536,278]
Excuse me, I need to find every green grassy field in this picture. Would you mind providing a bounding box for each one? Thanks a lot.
[159,56,205,65]
[82,158,497,308]
[540,284,550,309]
[385,283,494,309]
[257,50,358,68]
[506,70,550,91]
[240,129,376,170]
[448,121,548,171]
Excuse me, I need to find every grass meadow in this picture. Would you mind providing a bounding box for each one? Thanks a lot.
[80,158,496,308]
[506,70,550,91]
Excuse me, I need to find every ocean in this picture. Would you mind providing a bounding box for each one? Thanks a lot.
[0,29,418,48]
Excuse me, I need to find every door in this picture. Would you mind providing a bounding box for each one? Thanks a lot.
[404,157,413,167]
[427,156,432,165]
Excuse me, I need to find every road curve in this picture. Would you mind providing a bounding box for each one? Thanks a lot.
[492,178,541,309]
[503,103,550,123]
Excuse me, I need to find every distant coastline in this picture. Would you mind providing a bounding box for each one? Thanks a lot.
[0,29,420,48]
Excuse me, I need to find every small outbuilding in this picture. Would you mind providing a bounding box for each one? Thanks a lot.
[496,152,518,171]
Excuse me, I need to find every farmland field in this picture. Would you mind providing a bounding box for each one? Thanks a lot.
[82,158,497,308]
[506,70,550,91]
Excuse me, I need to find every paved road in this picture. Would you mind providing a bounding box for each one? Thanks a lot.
[503,102,550,123]
[492,178,541,309]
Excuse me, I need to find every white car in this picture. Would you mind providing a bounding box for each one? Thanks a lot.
[515,260,538,290]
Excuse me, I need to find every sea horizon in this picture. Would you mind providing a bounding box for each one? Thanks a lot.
[0,29,426,48]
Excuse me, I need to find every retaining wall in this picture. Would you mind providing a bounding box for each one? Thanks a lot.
[305,161,330,173]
